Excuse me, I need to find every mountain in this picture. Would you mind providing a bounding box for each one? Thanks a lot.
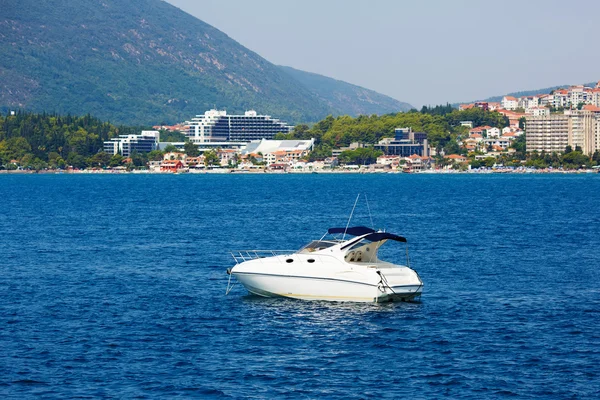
[0,0,410,125]
[278,66,413,115]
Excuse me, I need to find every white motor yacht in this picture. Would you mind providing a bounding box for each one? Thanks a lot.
[226,226,423,303]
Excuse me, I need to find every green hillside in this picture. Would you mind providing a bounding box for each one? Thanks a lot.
[0,0,411,125]
[278,66,413,115]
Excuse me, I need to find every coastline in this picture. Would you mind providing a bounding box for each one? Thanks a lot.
[1,168,598,175]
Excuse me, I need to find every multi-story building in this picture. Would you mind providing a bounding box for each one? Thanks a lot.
[538,94,553,107]
[518,96,539,110]
[496,109,525,128]
[469,126,500,138]
[103,131,160,157]
[374,127,430,157]
[483,137,511,150]
[487,102,501,111]
[590,89,600,107]
[525,115,569,153]
[566,110,599,155]
[526,110,600,155]
[474,102,489,111]
[526,107,550,117]
[185,109,293,143]
[552,89,569,108]
[569,85,589,107]
[501,96,518,110]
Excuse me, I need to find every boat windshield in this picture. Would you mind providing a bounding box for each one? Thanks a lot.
[297,240,338,253]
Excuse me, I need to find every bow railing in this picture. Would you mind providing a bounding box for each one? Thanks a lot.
[230,250,297,264]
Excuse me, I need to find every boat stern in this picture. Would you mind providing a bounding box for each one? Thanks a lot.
[376,267,423,301]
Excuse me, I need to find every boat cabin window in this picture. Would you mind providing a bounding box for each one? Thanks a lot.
[297,240,337,253]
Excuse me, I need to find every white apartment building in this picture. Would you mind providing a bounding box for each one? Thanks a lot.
[518,96,539,110]
[103,130,160,156]
[538,94,553,107]
[569,86,588,106]
[484,137,511,150]
[526,110,600,155]
[591,89,600,107]
[184,109,293,144]
[486,127,501,138]
[501,96,518,110]
[566,110,599,155]
[552,90,569,108]
[525,115,569,153]
[526,107,550,117]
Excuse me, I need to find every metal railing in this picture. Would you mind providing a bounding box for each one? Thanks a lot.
[230,250,297,264]
[230,250,353,267]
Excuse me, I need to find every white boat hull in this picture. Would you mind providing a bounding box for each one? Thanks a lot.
[231,258,423,303]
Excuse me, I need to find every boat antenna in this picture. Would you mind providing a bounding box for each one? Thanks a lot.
[365,193,374,229]
[343,194,361,241]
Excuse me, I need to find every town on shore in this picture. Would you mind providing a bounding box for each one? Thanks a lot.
[2,81,600,175]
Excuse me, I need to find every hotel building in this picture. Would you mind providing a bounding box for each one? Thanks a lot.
[526,109,600,155]
[103,131,160,157]
[184,109,293,144]
[374,128,431,157]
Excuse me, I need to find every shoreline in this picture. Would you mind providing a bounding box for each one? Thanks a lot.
[1,169,598,175]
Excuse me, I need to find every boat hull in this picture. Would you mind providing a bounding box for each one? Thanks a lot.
[232,270,423,303]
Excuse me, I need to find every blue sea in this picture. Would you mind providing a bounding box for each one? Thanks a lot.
[1,174,600,399]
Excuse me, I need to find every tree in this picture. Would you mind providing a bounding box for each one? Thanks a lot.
[308,144,332,161]
[203,150,220,167]
[130,150,147,167]
[470,159,483,168]
[420,103,455,116]
[163,144,179,153]
[484,157,496,168]
[108,154,124,167]
[274,132,295,140]
[147,150,164,161]
[0,137,32,162]
[564,145,573,154]
[184,141,200,157]
[562,150,589,169]
[292,124,310,139]
[47,152,62,168]
[66,152,87,169]
[511,134,526,153]
[443,140,460,155]
[338,147,382,165]
[88,151,111,168]
[160,130,186,142]
[229,153,240,168]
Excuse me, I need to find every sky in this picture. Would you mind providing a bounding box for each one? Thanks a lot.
[166,0,600,108]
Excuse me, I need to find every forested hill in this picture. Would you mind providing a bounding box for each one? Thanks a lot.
[278,66,413,115]
[0,111,140,169]
[0,0,411,125]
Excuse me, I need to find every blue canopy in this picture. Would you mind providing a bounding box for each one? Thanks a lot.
[340,231,407,249]
[328,226,376,236]
[363,232,407,243]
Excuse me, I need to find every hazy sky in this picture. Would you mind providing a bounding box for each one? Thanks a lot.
[166,0,599,107]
